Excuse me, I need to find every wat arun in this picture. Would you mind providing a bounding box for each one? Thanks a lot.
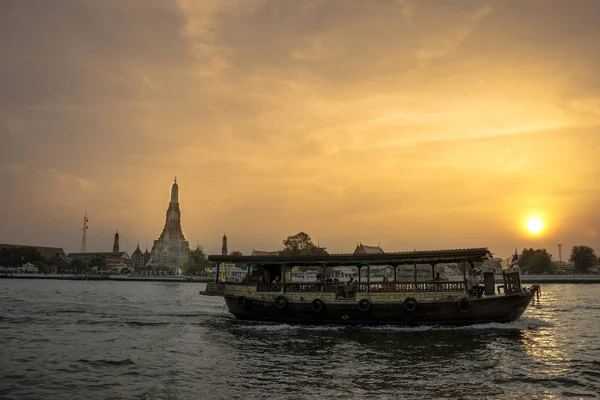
[147,178,190,272]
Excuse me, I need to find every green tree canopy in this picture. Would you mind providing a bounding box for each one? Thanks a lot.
[69,258,88,274]
[183,247,210,275]
[56,260,71,273]
[570,245,597,273]
[229,250,243,257]
[520,248,553,274]
[89,254,107,269]
[280,232,329,256]
[33,260,50,274]
[0,247,47,267]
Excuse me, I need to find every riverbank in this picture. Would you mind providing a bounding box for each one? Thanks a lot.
[0,273,213,282]
[2,273,600,284]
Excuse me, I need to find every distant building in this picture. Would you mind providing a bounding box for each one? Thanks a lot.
[222,234,228,256]
[147,178,190,272]
[66,251,132,270]
[131,243,144,271]
[251,250,279,256]
[354,243,384,255]
[0,243,66,260]
[113,230,119,253]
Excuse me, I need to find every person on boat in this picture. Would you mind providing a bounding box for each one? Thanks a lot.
[347,276,355,286]
[469,269,484,297]
[383,274,389,283]
[434,272,442,281]
[272,276,281,291]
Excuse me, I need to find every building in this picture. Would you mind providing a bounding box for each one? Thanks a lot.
[222,234,228,256]
[251,250,279,256]
[113,230,119,252]
[131,243,145,271]
[147,178,190,272]
[0,243,66,261]
[66,251,133,270]
[354,243,384,255]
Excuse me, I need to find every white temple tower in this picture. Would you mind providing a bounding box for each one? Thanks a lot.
[147,177,190,272]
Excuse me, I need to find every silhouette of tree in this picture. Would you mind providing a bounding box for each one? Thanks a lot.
[280,232,328,256]
[183,247,210,275]
[520,248,553,274]
[570,245,597,273]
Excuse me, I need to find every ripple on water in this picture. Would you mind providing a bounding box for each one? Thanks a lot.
[0,280,599,400]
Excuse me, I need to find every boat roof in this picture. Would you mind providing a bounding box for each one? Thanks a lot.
[209,248,492,267]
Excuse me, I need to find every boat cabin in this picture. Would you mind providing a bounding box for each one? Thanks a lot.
[207,248,522,300]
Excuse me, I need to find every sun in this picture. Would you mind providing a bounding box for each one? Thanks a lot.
[526,216,544,235]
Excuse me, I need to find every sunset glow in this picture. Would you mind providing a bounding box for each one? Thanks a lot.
[0,1,599,257]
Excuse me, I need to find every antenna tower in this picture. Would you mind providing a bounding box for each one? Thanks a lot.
[81,210,89,252]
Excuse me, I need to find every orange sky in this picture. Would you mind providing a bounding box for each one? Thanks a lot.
[1,0,599,258]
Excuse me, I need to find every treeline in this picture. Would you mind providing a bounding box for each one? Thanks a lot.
[0,246,105,274]
[182,232,327,275]
[520,245,598,274]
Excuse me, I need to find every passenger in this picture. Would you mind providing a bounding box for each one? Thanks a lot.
[434,272,442,281]
[347,276,354,286]
[383,274,389,283]
[272,276,281,291]
[469,269,484,297]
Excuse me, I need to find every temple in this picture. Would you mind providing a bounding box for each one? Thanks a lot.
[113,230,119,253]
[147,178,190,272]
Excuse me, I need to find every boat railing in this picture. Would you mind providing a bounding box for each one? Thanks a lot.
[356,282,466,293]
[255,281,465,293]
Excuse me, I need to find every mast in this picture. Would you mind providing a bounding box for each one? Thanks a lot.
[81,209,89,253]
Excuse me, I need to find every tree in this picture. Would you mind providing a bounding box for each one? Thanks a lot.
[56,260,71,273]
[280,232,329,256]
[183,247,210,275]
[230,250,243,257]
[69,258,88,274]
[520,248,553,274]
[33,260,50,274]
[0,247,47,267]
[570,245,597,273]
[89,254,107,269]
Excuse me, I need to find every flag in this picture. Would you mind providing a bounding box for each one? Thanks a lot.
[509,249,519,271]
[220,263,226,282]
[502,256,512,270]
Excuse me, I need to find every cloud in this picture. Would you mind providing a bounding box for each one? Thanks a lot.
[0,0,599,256]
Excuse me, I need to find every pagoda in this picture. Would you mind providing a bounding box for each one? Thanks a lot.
[147,178,190,272]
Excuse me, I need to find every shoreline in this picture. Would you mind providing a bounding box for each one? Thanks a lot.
[2,273,600,284]
[0,273,213,283]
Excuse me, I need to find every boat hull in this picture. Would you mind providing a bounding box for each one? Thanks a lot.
[224,290,535,326]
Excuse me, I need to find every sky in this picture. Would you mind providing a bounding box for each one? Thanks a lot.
[1,0,599,258]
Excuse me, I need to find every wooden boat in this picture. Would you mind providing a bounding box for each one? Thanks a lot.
[201,248,540,326]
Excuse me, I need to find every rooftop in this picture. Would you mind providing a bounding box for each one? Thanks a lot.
[209,248,492,267]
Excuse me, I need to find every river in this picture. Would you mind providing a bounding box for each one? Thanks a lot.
[1,280,598,399]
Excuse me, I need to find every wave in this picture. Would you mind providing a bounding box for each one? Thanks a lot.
[228,318,548,333]
[77,358,135,366]
[125,320,171,327]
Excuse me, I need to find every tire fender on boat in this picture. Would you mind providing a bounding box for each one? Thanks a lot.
[403,297,418,312]
[274,295,288,309]
[312,299,325,312]
[457,297,471,313]
[357,298,372,312]
[236,296,247,308]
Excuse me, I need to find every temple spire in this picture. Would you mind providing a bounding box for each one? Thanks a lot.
[113,230,120,252]
[222,233,228,256]
[170,177,179,204]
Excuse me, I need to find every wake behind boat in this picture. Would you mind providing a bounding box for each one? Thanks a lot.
[201,248,539,326]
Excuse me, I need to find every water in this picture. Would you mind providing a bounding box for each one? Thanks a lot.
[1,280,599,400]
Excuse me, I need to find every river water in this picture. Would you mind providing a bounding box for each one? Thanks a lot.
[0,280,598,400]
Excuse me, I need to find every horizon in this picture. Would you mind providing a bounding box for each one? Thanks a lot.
[1,1,598,258]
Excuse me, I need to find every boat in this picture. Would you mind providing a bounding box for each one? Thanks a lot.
[201,248,540,326]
